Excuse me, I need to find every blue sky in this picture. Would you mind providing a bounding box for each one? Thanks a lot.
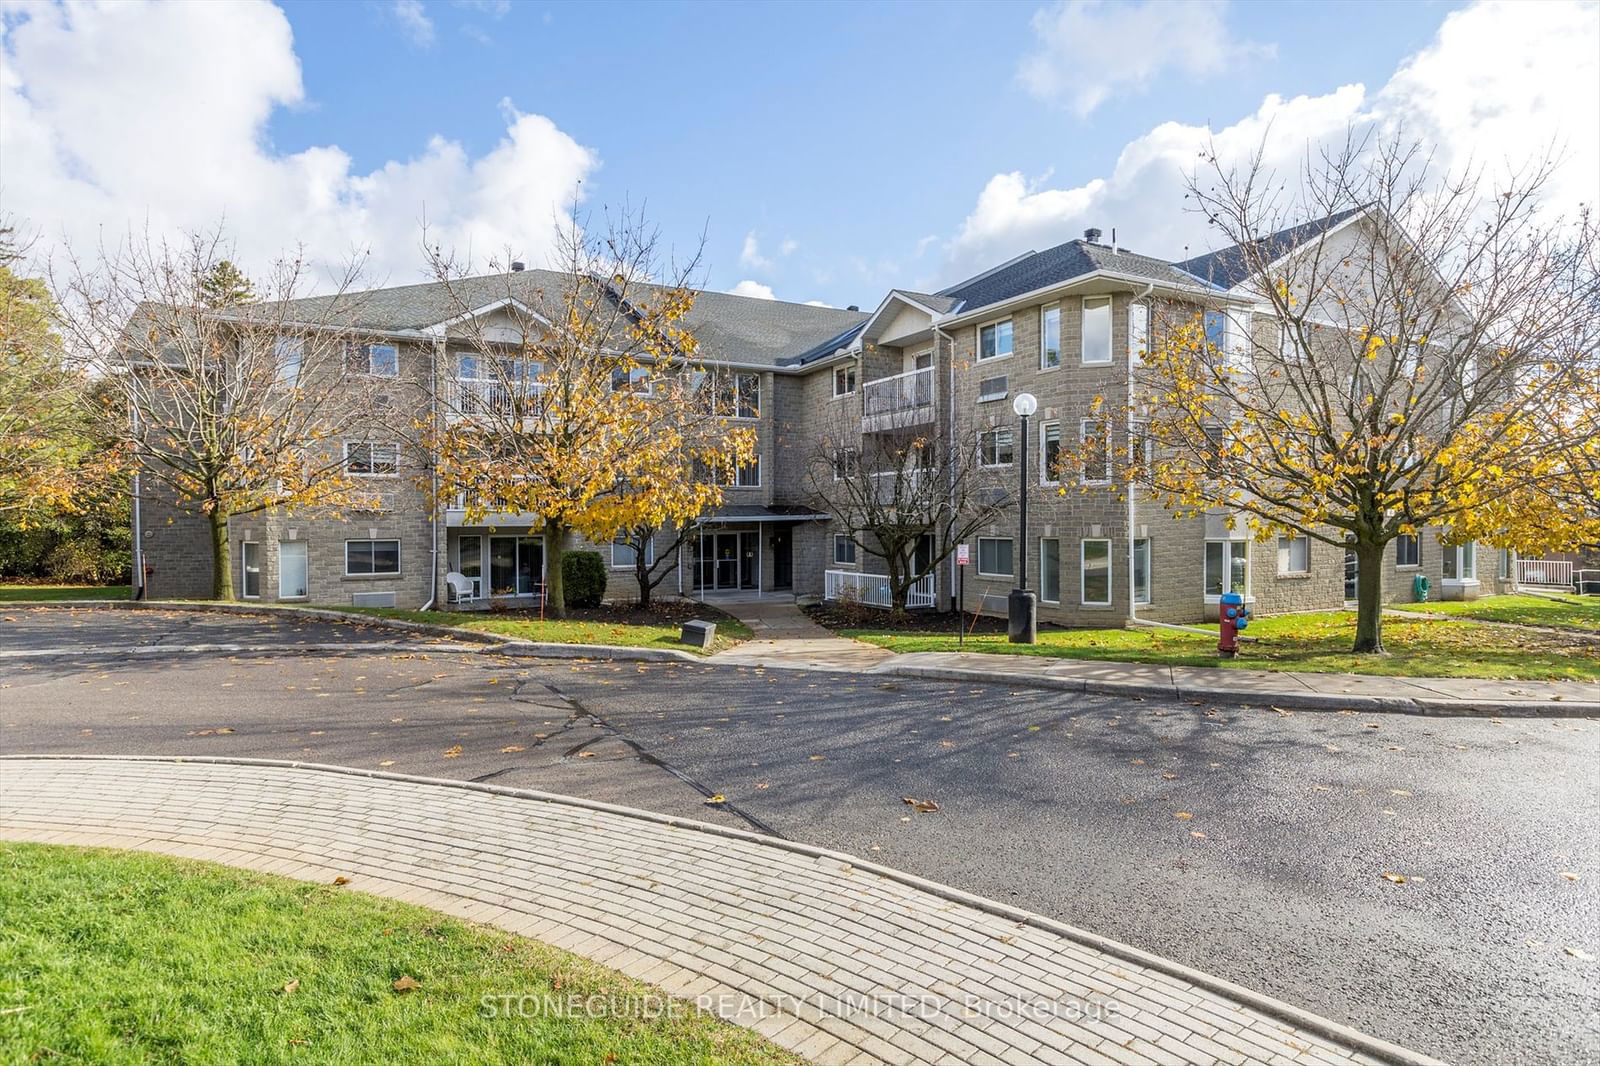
[6,1,1596,307]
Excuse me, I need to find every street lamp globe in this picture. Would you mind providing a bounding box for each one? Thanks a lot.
[1012,392,1038,417]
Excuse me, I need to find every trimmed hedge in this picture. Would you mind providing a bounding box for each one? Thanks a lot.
[562,550,607,608]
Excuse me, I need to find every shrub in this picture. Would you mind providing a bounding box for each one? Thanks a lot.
[562,550,607,608]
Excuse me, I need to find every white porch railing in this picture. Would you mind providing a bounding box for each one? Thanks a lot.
[861,366,935,432]
[1516,559,1574,589]
[824,569,936,609]
[440,377,547,422]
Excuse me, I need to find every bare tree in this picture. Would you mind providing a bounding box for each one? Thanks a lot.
[54,227,380,598]
[1131,132,1600,652]
[804,410,1011,613]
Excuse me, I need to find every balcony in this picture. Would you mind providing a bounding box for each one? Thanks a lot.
[861,366,935,433]
[824,569,935,609]
[440,376,547,424]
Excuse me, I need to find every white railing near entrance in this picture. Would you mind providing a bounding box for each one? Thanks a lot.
[824,569,935,609]
[860,366,935,432]
[1516,558,1574,589]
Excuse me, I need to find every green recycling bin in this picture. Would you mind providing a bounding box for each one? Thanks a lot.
[1413,574,1430,603]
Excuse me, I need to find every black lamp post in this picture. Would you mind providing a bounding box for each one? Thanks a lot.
[1008,392,1038,643]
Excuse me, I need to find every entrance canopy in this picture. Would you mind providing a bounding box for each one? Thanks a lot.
[697,505,829,524]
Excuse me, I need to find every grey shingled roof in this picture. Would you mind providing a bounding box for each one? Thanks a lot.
[258,270,868,369]
[1174,206,1368,290]
[891,289,964,314]
[936,239,1206,310]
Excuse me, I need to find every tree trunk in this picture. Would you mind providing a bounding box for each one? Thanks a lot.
[208,506,232,600]
[635,550,652,609]
[1351,537,1386,653]
[544,521,568,618]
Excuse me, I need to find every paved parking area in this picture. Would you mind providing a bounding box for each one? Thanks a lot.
[0,605,435,655]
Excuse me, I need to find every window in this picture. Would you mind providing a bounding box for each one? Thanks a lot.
[241,542,261,599]
[1204,310,1227,350]
[1041,304,1061,369]
[1133,538,1152,605]
[610,366,652,394]
[1081,296,1112,365]
[979,428,1014,467]
[345,442,399,477]
[979,319,1014,361]
[279,541,308,599]
[1395,534,1420,568]
[1442,541,1477,582]
[1079,419,1109,483]
[1040,538,1061,603]
[1040,422,1061,485]
[611,536,655,569]
[1278,322,1299,363]
[1080,539,1112,605]
[1205,541,1248,598]
[1277,534,1310,574]
[1129,420,1154,470]
[1499,548,1515,580]
[735,458,760,488]
[833,534,857,565]
[1202,422,1226,477]
[347,342,398,377]
[714,371,760,418]
[1128,302,1149,366]
[977,537,1014,578]
[832,448,859,481]
[346,539,400,576]
[833,364,857,397]
[273,336,303,387]
[977,375,1009,403]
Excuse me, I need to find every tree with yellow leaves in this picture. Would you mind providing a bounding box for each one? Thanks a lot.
[54,227,383,598]
[1130,133,1599,652]
[419,209,755,617]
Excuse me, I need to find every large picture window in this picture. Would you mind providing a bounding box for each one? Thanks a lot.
[1205,541,1248,598]
[1278,535,1310,574]
[346,539,400,576]
[1081,539,1112,605]
[977,537,1014,578]
[1442,542,1477,581]
[278,541,308,599]
[611,536,655,569]
[1081,296,1112,365]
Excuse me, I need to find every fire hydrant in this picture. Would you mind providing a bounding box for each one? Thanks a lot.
[1219,592,1252,658]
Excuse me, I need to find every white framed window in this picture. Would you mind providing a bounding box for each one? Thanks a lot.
[979,428,1014,467]
[278,541,308,599]
[1204,310,1227,350]
[832,448,859,481]
[1204,540,1249,599]
[1498,547,1515,580]
[1128,302,1149,366]
[346,539,400,576]
[1442,541,1477,582]
[611,536,656,569]
[1040,422,1061,485]
[1081,538,1112,605]
[735,458,760,488]
[1278,322,1300,363]
[344,442,399,477]
[1040,304,1061,370]
[978,319,1014,361]
[1129,420,1154,470]
[1081,296,1112,365]
[610,365,653,395]
[346,342,399,377]
[273,336,303,387]
[241,541,261,599]
[1277,534,1310,574]
[832,364,857,397]
[833,534,857,566]
[1040,538,1061,603]
[1395,534,1420,568]
[1133,538,1152,605]
[977,537,1014,578]
[977,374,1009,403]
[1079,418,1109,483]
[710,370,760,418]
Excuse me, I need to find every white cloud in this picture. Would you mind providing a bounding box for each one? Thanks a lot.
[1019,0,1274,117]
[738,231,771,270]
[391,0,435,47]
[1,0,597,288]
[803,299,833,308]
[780,237,799,256]
[728,279,776,300]
[948,0,1598,279]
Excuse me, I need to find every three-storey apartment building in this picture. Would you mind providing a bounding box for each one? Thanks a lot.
[135,212,1516,619]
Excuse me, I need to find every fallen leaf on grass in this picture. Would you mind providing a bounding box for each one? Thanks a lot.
[392,975,421,992]
[282,979,300,995]
[902,797,940,813]
[332,876,351,886]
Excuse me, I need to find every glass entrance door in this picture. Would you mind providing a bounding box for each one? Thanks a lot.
[695,531,756,591]
[489,535,542,597]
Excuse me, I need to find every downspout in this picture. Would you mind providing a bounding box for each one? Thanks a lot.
[934,320,957,612]
[420,332,442,611]
[130,399,144,600]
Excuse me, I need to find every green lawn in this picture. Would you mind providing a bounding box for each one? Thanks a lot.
[834,609,1600,681]
[1391,593,1600,632]
[0,583,131,602]
[322,605,754,655]
[0,843,797,1066]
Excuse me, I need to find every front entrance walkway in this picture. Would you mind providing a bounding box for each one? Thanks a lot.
[706,601,895,671]
[1,756,1427,1066]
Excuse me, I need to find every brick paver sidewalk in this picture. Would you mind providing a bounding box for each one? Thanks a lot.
[1,756,1439,1066]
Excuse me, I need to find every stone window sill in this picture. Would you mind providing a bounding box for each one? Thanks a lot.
[341,573,404,583]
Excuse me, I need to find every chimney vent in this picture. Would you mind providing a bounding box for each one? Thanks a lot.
[510,261,526,272]
[1083,228,1102,244]
[847,304,859,311]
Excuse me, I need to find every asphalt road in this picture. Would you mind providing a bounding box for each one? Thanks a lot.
[2,611,1596,1065]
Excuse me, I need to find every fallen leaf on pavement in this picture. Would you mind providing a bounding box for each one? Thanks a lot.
[902,797,940,813]
[332,876,351,886]
[577,750,596,758]
[499,745,525,753]
[754,782,770,790]
[1389,789,1413,796]
[1173,811,1193,820]
[378,760,395,767]
[1566,947,1595,961]
[705,794,726,805]
[1560,871,1580,881]
[1190,831,1206,839]
[1381,872,1408,884]
[442,745,462,758]
[392,975,421,992]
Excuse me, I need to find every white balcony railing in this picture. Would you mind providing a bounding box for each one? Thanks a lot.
[824,569,935,609]
[440,376,547,422]
[1516,559,1574,589]
[861,366,935,432]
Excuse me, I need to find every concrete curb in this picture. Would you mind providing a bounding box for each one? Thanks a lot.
[0,753,1448,1066]
[0,641,474,661]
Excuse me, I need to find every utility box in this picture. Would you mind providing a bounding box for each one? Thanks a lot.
[1413,574,1431,603]
[680,619,716,650]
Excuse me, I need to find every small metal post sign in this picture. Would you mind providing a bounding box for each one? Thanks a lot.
[955,545,969,646]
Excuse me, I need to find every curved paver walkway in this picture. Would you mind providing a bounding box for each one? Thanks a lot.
[0,756,1438,1066]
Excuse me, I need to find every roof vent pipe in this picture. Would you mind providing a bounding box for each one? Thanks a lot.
[1083,227,1102,243]
[847,305,860,311]
[510,261,526,272]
